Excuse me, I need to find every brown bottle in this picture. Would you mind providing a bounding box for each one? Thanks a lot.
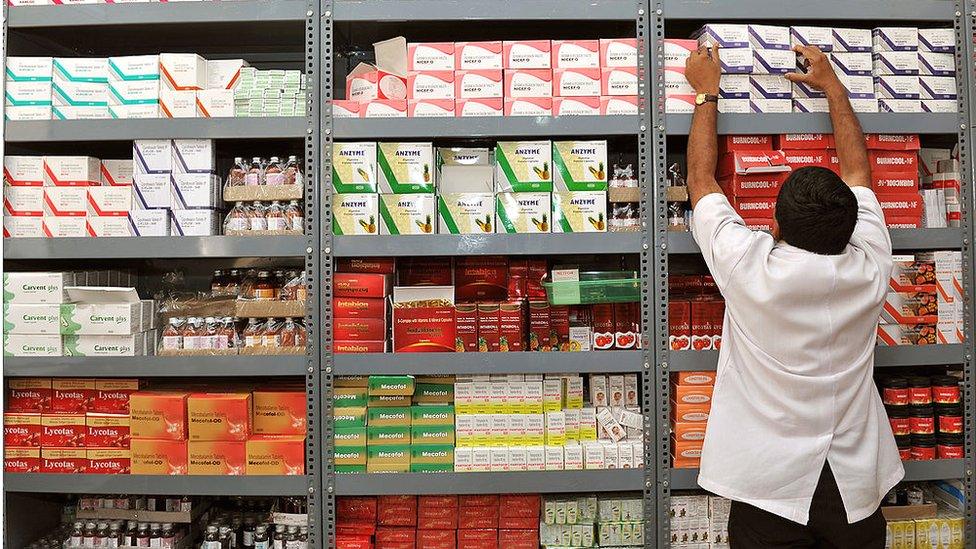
[254,271,277,300]
[243,318,263,349]
[265,157,285,186]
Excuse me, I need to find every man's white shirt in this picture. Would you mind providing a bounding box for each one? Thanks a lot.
[690,186,904,525]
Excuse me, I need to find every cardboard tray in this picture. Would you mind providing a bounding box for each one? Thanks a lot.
[157,349,239,357]
[666,186,689,202]
[238,346,306,355]
[76,502,209,524]
[224,185,304,203]
[271,512,309,527]
[224,229,304,237]
[609,186,641,203]
[235,300,307,318]
[881,503,938,521]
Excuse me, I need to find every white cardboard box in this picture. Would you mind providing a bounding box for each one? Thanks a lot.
[133,140,172,175]
[695,24,749,48]
[3,303,62,334]
[87,186,132,216]
[406,71,455,100]
[5,81,53,108]
[4,216,43,238]
[206,59,248,90]
[920,76,957,101]
[43,187,87,216]
[753,49,794,74]
[4,186,44,216]
[455,41,503,70]
[831,52,873,76]
[505,69,553,98]
[919,52,955,77]
[551,40,600,69]
[159,53,207,90]
[407,43,456,71]
[599,38,638,68]
[4,106,53,121]
[2,272,76,303]
[748,25,791,50]
[63,334,146,356]
[407,99,455,118]
[195,89,234,118]
[42,216,88,237]
[553,68,601,97]
[873,27,919,52]
[159,88,195,118]
[86,215,134,237]
[41,156,99,187]
[170,208,221,236]
[832,28,872,52]
[918,29,955,53]
[169,174,221,209]
[4,156,45,187]
[6,56,53,81]
[131,174,171,209]
[128,209,170,236]
[790,27,833,51]
[455,70,504,99]
[52,105,109,120]
[601,67,638,96]
[553,97,601,116]
[873,51,919,75]
[3,334,62,356]
[456,98,503,117]
[503,40,552,69]
[503,97,552,117]
[170,139,215,174]
[100,160,133,187]
[875,75,919,99]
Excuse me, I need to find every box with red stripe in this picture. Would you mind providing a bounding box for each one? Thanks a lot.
[4,157,44,187]
[43,156,100,187]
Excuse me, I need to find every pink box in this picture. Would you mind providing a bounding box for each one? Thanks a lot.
[504,69,553,98]
[363,100,407,118]
[504,97,552,117]
[601,38,639,68]
[43,187,87,217]
[455,70,504,99]
[408,99,456,118]
[407,42,456,71]
[665,94,696,113]
[456,98,504,117]
[602,67,639,96]
[602,95,639,115]
[333,100,363,118]
[553,68,602,97]
[553,97,602,116]
[407,71,455,100]
[503,40,552,69]
[551,40,600,68]
[456,41,504,70]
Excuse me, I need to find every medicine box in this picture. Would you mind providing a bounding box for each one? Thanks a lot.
[159,88,195,118]
[133,140,173,175]
[52,57,108,112]
[206,59,248,90]
[196,89,234,118]
[552,141,608,191]
[43,186,87,217]
[553,68,601,97]
[159,53,207,90]
[332,142,377,193]
[379,193,437,235]
[43,156,101,187]
[132,174,170,209]
[333,193,379,235]
[87,186,132,217]
[4,186,44,216]
[377,142,435,193]
[438,193,495,234]
[456,97,504,117]
[496,192,552,233]
[5,81,53,109]
[171,139,215,175]
[505,69,553,98]
[494,141,552,192]
[169,174,221,210]
[63,334,147,356]
[408,43,456,71]
[551,40,600,69]
[600,38,638,68]
[407,71,455,100]
[6,57,53,82]
[100,160,133,187]
[503,40,552,69]
[504,97,552,117]
[3,272,76,303]
[86,215,134,238]
[408,99,454,117]
[107,55,160,119]
[169,209,221,236]
[60,287,143,335]
[128,210,170,236]
[553,97,601,116]
[456,41,504,70]
[3,334,62,356]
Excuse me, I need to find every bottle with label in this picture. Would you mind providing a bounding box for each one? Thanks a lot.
[203,526,221,549]
[226,270,242,297]
[254,270,277,300]
[284,526,300,549]
[225,203,250,234]
[95,521,109,547]
[253,525,270,549]
[182,317,203,350]
[280,318,300,348]
[283,155,302,186]
[245,157,264,186]
[135,523,150,547]
[148,523,162,547]
[81,522,97,547]
[243,318,263,349]
[242,518,256,547]
[161,318,184,351]
[107,522,122,548]
[211,269,226,295]
[228,157,247,187]
[272,525,286,549]
[160,524,175,549]
[298,527,308,549]
[262,318,283,349]
[123,521,138,546]
[249,201,268,231]
[266,201,287,231]
[221,317,239,349]
[284,200,303,232]
[265,157,285,186]
[240,269,258,299]
[218,525,233,549]
[69,522,83,547]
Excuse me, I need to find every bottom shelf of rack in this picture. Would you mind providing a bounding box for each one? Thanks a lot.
[334,470,645,495]
[670,460,965,490]
[3,474,310,496]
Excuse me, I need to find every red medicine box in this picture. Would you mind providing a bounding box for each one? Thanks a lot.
[334,340,386,353]
[87,448,131,474]
[41,448,87,473]
[51,378,96,413]
[334,297,388,319]
[783,149,832,170]
[669,301,691,351]
[418,505,459,530]
[4,447,40,472]
[455,256,509,302]
[476,302,501,352]
[40,414,86,447]
[718,135,772,152]
[392,287,457,353]
[498,529,538,549]
[416,529,456,549]
[691,300,725,351]
[549,306,570,351]
[879,194,924,221]
[455,304,478,352]
[335,317,387,341]
[866,134,920,151]
[718,150,791,198]
[397,257,453,286]
[8,378,53,413]
[337,258,396,274]
[870,150,918,175]
[334,273,393,298]
[498,300,525,352]
[92,379,139,414]
[613,302,640,350]
[592,303,615,350]
[338,497,378,521]
[86,413,131,448]
[4,413,41,447]
[775,133,834,149]
[528,300,552,351]
[458,505,498,529]
[731,197,776,218]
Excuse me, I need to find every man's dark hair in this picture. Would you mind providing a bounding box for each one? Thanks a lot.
[775,166,858,255]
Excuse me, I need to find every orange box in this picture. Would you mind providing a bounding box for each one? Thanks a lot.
[672,440,703,468]
[246,435,306,475]
[129,392,188,440]
[671,401,710,423]
[51,378,96,413]
[253,391,306,435]
[40,414,86,447]
[130,439,188,475]
[4,447,40,472]
[4,412,41,447]
[672,385,714,405]
[86,413,131,448]
[673,371,716,386]
[188,393,252,441]
[41,447,87,474]
[188,441,247,475]
[92,379,139,414]
[673,421,707,443]
[7,378,53,412]
[86,448,131,474]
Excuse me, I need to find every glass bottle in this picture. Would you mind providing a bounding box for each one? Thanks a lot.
[253,526,270,549]
[148,523,162,547]
[218,526,233,549]
[180,495,192,513]
[297,527,307,549]
[245,157,264,186]
[242,518,256,548]
[265,157,285,186]
[254,270,277,300]
[183,317,204,350]
[273,269,287,293]
[284,526,300,549]
[135,523,150,547]
[203,526,221,549]
[107,523,121,548]
[226,269,242,297]
[82,522,96,547]
[95,522,109,547]
[262,318,283,349]
[228,157,247,187]
[243,318,263,349]
[160,524,175,549]
[124,521,138,546]
[283,155,302,186]
[280,318,299,348]
[161,318,184,351]
[225,203,250,233]
[266,201,287,232]
[203,317,219,350]
[248,201,268,231]
[284,200,303,232]
[239,269,258,300]
[272,525,286,549]
[221,317,239,349]
[68,522,83,547]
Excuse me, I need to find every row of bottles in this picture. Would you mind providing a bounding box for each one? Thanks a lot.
[211,269,308,302]
[201,523,308,549]
[227,156,303,187]
[67,520,184,548]
[224,201,304,233]
[161,317,308,351]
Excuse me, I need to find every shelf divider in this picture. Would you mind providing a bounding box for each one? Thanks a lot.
[4,118,307,143]
[4,474,310,496]
[4,356,307,377]
[334,233,642,257]
[334,470,644,495]
[3,236,308,260]
[333,350,642,375]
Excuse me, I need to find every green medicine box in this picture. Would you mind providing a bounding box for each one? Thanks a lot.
[410,444,455,465]
[410,463,454,473]
[333,427,366,447]
[333,407,366,429]
[367,426,411,446]
[413,383,454,404]
[367,406,411,427]
[411,405,455,426]
[368,375,416,396]
[334,446,367,466]
[411,424,455,445]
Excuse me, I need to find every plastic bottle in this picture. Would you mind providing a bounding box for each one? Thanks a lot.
[245,157,264,186]
[283,155,302,186]
[161,318,184,351]
[266,201,287,232]
[249,201,268,231]
[284,527,300,549]
[81,522,96,547]
[107,523,121,548]
[253,525,270,549]
[242,518,256,547]
[135,523,150,547]
[284,200,303,232]
[95,521,109,547]
[219,525,233,549]
[298,527,308,549]
[254,270,277,300]
[227,157,247,187]
[225,203,250,233]
[265,157,285,186]
[123,521,138,546]
[262,318,283,349]
[243,318,263,349]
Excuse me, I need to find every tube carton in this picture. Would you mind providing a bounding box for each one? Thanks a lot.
[551,40,600,68]
[408,43,456,71]
[456,41,503,70]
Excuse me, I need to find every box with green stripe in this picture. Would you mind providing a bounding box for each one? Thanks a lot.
[553,140,608,191]
[496,192,552,233]
[437,193,495,234]
[411,424,455,445]
[367,426,411,446]
[379,194,437,235]
[333,427,367,447]
[334,446,367,466]
[552,191,608,233]
[332,142,377,193]
[494,141,553,192]
[52,58,109,114]
[333,193,379,235]
[378,142,434,193]
[107,55,160,119]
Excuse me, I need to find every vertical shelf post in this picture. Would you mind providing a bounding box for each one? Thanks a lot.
[962,1,976,545]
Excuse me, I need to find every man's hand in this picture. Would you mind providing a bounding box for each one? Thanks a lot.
[685,44,721,95]
[785,45,845,97]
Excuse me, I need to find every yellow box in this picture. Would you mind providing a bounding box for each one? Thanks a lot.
[130,439,187,475]
[187,441,246,475]
[252,390,306,435]
[245,435,305,475]
[187,393,252,442]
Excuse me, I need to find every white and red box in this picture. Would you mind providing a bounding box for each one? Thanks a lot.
[43,156,100,187]
[551,40,600,68]
[731,196,777,218]
[42,217,87,238]
[691,300,725,351]
[866,134,921,151]
[879,194,924,221]
[869,150,918,174]
[504,69,553,98]
[456,98,504,117]
[504,97,552,117]
[553,97,602,116]
[43,187,87,218]
[86,216,134,238]
[719,135,773,152]
[455,70,504,99]
[553,68,602,97]
[333,100,363,118]
[4,217,43,238]
[4,156,44,187]
[669,301,691,351]
[407,99,455,118]
[363,99,408,118]
[601,38,639,68]
[456,41,504,70]
[601,95,639,115]
[99,160,133,187]
[718,150,792,198]
[503,40,552,69]
[407,71,455,100]
[4,186,44,217]
[602,67,638,96]
[783,149,833,170]
[87,186,132,217]
[407,42,456,71]
[775,134,835,150]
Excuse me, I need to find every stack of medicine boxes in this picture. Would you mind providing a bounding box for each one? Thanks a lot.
[5,57,53,121]
[108,55,161,119]
[53,57,109,120]
[377,143,437,235]
[132,139,222,236]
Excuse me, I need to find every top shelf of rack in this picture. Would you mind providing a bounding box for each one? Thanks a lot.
[333,0,639,21]
[6,0,309,28]
[663,0,957,21]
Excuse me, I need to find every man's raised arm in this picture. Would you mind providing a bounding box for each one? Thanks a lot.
[786,45,871,189]
[685,44,724,209]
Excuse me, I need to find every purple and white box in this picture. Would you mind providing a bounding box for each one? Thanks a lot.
[872,27,918,52]
[879,99,921,113]
[694,24,749,49]
[170,209,221,236]
[131,174,170,210]
[918,52,955,77]
[170,139,216,175]
[716,48,753,74]
[793,81,825,99]
[748,25,791,51]
[875,75,919,100]
[873,51,919,76]
[790,27,833,52]
[849,98,879,113]
[169,173,221,210]
[919,76,957,101]
[838,74,876,98]
[753,49,794,74]
[832,28,872,53]
[793,98,830,113]
[830,53,873,76]
[128,210,170,237]
[719,74,749,113]
[750,75,791,113]
[918,29,955,54]
[922,100,957,113]
[132,140,172,175]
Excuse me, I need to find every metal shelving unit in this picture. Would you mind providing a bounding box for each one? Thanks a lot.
[334,351,643,375]
[667,229,964,254]
[334,116,639,139]
[3,356,309,377]
[4,118,307,142]
[334,470,645,495]
[669,345,968,372]
[333,233,643,257]
[3,236,309,260]
[4,474,311,496]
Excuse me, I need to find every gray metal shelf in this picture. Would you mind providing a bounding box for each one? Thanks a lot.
[333,350,642,375]
[3,236,308,260]
[333,233,643,257]
[334,470,644,495]
[665,113,960,136]
[5,118,307,143]
[3,356,308,377]
[334,116,639,139]
[667,229,962,254]
[4,474,310,496]
[669,460,965,490]
[669,345,966,372]
[7,0,307,27]
[664,0,956,21]
[334,0,637,20]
